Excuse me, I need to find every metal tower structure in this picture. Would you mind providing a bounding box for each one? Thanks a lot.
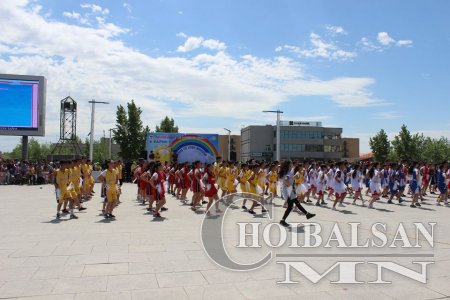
[50,96,84,158]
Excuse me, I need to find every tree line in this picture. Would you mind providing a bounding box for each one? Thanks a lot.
[369,124,450,163]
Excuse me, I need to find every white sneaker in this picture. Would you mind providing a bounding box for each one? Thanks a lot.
[331,207,337,211]
[338,203,345,207]
[368,204,374,209]
[436,202,442,206]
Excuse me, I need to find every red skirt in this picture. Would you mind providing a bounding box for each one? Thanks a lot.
[204,184,218,198]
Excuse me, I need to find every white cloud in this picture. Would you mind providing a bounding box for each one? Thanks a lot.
[176,34,226,52]
[123,2,132,13]
[359,37,380,51]
[361,33,413,52]
[80,3,109,15]
[0,1,385,151]
[63,11,90,25]
[63,7,127,36]
[177,11,183,15]
[377,32,413,48]
[177,36,204,52]
[397,39,413,47]
[278,33,356,62]
[372,111,400,120]
[377,32,395,46]
[96,16,129,37]
[202,39,226,51]
[325,25,347,35]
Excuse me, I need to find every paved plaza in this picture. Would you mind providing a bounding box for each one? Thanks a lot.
[0,183,449,299]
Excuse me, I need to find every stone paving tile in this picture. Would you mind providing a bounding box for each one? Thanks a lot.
[0,257,28,268]
[92,245,129,254]
[171,258,218,272]
[147,251,190,262]
[71,238,107,248]
[129,261,174,274]
[25,255,69,267]
[10,246,58,258]
[52,245,93,256]
[82,263,129,277]
[234,279,297,299]
[132,287,188,300]
[53,276,108,294]
[379,285,445,300]
[0,248,15,257]
[106,274,158,291]
[282,290,336,300]
[108,253,148,263]
[66,253,109,265]
[201,269,253,284]
[156,271,208,288]
[75,291,131,300]
[0,241,39,250]
[323,286,395,300]
[183,284,246,300]
[423,276,450,297]
[0,279,58,298]
[33,265,85,280]
[15,294,75,300]
[0,266,39,281]
[128,244,166,253]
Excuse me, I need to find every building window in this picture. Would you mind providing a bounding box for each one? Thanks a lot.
[280,130,323,139]
[322,133,341,140]
[305,144,324,152]
[324,145,343,152]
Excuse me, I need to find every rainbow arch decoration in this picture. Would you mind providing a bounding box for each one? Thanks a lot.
[146,132,219,164]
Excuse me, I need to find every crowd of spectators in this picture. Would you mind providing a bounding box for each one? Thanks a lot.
[0,158,136,185]
[0,160,56,185]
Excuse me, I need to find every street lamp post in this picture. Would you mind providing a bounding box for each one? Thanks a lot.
[223,128,231,161]
[262,110,284,161]
[108,128,113,159]
[88,100,109,161]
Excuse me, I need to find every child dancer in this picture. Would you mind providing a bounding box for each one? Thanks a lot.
[368,163,381,209]
[279,160,315,227]
[351,164,364,206]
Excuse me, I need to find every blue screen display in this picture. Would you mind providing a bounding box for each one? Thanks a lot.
[0,80,37,128]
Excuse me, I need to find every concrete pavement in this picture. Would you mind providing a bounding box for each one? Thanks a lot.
[0,183,449,299]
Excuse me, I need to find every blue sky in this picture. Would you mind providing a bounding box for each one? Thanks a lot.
[0,0,449,153]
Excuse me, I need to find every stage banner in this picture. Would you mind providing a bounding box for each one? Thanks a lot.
[146,133,219,164]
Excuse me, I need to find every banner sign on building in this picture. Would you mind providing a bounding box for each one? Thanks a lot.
[146,133,219,164]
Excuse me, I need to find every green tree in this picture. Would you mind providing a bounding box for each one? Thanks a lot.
[392,124,415,161]
[411,133,426,161]
[28,138,52,160]
[5,142,22,160]
[113,100,148,161]
[156,116,179,133]
[4,138,52,160]
[369,129,390,162]
[387,146,398,162]
[421,137,450,163]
